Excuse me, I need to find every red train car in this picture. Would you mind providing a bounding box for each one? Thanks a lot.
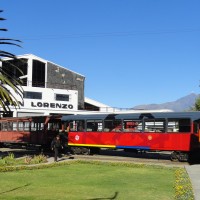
[61,112,200,161]
[0,115,62,149]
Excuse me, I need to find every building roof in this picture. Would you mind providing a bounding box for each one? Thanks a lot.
[85,97,111,108]
[84,97,120,112]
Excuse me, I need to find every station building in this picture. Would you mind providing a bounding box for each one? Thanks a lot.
[1,54,111,117]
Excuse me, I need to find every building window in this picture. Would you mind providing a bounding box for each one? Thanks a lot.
[2,58,28,86]
[55,94,69,101]
[32,60,45,87]
[23,91,42,99]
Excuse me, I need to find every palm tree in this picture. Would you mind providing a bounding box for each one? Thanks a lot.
[0,10,23,113]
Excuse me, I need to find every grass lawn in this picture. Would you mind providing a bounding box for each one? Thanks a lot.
[0,161,175,200]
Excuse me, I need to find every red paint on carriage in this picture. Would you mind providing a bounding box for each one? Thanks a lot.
[68,131,195,151]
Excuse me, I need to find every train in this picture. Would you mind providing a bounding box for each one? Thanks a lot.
[0,111,200,161]
[0,115,62,149]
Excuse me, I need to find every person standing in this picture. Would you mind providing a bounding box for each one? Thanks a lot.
[51,135,63,162]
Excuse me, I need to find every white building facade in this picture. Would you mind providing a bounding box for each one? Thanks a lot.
[13,87,78,117]
[1,54,85,117]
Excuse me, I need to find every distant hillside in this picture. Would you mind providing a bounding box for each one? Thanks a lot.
[132,93,200,111]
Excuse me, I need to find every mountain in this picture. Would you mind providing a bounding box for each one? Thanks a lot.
[132,93,200,112]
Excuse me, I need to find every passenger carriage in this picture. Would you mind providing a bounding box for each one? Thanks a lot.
[0,115,62,149]
[61,112,200,161]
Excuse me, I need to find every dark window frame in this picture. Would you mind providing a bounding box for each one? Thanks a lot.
[55,94,69,101]
[32,59,46,87]
[23,91,42,99]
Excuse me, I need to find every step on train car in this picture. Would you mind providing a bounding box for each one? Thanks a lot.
[61,112,200,161]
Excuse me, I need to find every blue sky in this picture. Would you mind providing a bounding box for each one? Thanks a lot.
[1,0,200,108]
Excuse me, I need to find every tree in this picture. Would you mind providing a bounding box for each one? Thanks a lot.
[192,97,200,111]
[0,10,23,112]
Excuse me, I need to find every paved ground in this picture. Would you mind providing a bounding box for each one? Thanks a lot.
[46,155,75,163]
[185,165,200,200]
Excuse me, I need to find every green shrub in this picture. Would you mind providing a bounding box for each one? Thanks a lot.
[30,154,48,164]
[0,153,48,167]
[0,152,15,166]
[0,160,77,172]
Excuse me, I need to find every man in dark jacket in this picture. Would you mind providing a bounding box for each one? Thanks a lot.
[51,135,63,162]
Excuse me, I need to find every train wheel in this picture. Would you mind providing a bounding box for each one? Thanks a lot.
[170,151,189,162]
[170,151,179,161]
[178,152,189,162]
[70,147,90,155]
[70,147,82,154]
[81,147,90,155]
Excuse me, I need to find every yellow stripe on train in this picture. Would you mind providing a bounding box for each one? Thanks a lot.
[68,143,116,148]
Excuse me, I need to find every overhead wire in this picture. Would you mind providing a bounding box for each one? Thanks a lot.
[10,28,200,41]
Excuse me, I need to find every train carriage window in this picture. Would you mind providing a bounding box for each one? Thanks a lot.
[104,120,113,132]
[24,122,30,131]
[144,119,165,132]
[69,122,74,131]
[41,123,45,130]
[35,123,39,131]
[31,122,36,131]
[2,122,8,131]
[18,122,24,131]
[7,122,13,131]
[86,120,102,132]
[48,123,53,131]
[13,122,17,131]
[167,118,191,132]
[123,119,143,132]
[38,122,44,131]
[70,120,85,132]
[48,122,59,131]
[77,120,85,131]
[103,119,122,132]
[193,121,199,133]
[111,119,122,132]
